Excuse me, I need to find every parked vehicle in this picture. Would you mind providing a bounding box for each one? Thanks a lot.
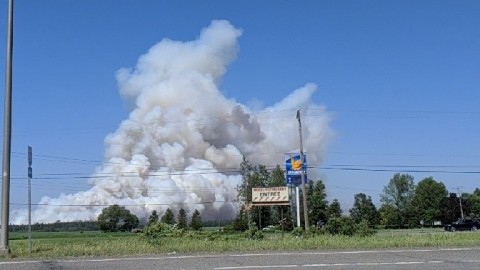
[444,219,479,232]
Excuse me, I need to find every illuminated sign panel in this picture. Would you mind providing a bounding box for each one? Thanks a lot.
[285,153,307,186]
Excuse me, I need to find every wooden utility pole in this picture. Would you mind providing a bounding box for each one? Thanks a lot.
[296,109,309,231]
[456,187,464,220]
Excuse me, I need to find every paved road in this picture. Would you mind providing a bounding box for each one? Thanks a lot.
[1,247,480,269]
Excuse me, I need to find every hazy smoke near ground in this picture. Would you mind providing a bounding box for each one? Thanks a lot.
[12,20,332,224]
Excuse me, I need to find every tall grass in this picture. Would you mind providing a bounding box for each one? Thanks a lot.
[3,229,480,260]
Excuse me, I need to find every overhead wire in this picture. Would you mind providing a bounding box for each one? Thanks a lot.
[5,107,480,209]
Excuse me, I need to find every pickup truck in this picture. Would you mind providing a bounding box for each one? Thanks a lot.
[444,219,479,232]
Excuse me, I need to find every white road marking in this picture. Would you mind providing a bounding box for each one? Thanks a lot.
[215,260,446,269]
[1,247,479,266]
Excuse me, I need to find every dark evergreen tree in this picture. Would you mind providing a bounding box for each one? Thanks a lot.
[349,193,379,227]
[161,208,175,225]
[327,199,343,218]
[233,205,249,231]
[148,210,159,225]
[177,208,188,229]
[190,209,203,230]
[443,193,462,224]
[305,179,328,226]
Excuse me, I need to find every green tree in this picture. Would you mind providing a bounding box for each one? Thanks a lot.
[380,173,415,227]
[443,193,462,224]
[408,177,447,226]
[268,165,286,186]
[379,204,397,227]
[97,204,139,232]
[327,199,342,218]
[238,158,267,228]
[349,193,379,227]
[238,158,270,204]
[306,179,328,226]
[177,208,188,229]
[465,188,480,218]
[237,159,287,228]
[190,209,203,230]
[267,165,288,225]
[233,205,249,231]
[148,210,159,225]
[161,208,175,225]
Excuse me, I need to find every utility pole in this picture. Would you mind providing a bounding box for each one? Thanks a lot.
[456,187,464,220]
[1,0,14,256]
[296,109,309,231]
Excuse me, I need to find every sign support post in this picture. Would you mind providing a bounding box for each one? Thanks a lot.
[28,146,32,253]
[295,186,300,227]
[1,0,14,255]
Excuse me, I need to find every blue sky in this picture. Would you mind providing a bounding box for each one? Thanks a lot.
[0,0,479,221]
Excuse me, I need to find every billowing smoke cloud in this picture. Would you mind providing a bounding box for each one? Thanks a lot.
[12,20,332,224]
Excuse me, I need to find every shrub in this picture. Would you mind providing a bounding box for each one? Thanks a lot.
[254,230,264,240]
[355,220,376,237]
[206,231,220,241]
[325,217,356,236]
[223,224,236,232]
[305,227,326,237]
[291,227,304,237]
[245,225,264,240]
[142,222,184,244]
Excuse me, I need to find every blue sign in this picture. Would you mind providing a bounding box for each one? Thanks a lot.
[285,153,307,186]
[286,175,306,185]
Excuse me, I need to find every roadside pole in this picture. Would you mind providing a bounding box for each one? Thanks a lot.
[28,146,32,253]
[1,0,14,255]
[296,109,309,231]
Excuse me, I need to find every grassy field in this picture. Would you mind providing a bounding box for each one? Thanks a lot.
[2,228,480,260]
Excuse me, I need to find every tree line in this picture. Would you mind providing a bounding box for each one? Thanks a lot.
[235,159,480,230]
[96,204,204,232]
[11,159,478,234]
[9,221,99,233]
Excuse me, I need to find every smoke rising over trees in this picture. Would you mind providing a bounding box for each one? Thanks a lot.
[12,20,332,224]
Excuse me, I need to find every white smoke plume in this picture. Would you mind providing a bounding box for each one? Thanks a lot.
[12,20,332,224]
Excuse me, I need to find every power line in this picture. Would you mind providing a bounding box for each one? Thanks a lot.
[5,163,480,184]
[10,200,238,208]
[307,108,480,115]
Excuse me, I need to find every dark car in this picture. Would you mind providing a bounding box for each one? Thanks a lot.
[444,219,479,232]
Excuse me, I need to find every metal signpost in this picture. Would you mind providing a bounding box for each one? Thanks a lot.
[28,146,32,253]
[1,0,14,255]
